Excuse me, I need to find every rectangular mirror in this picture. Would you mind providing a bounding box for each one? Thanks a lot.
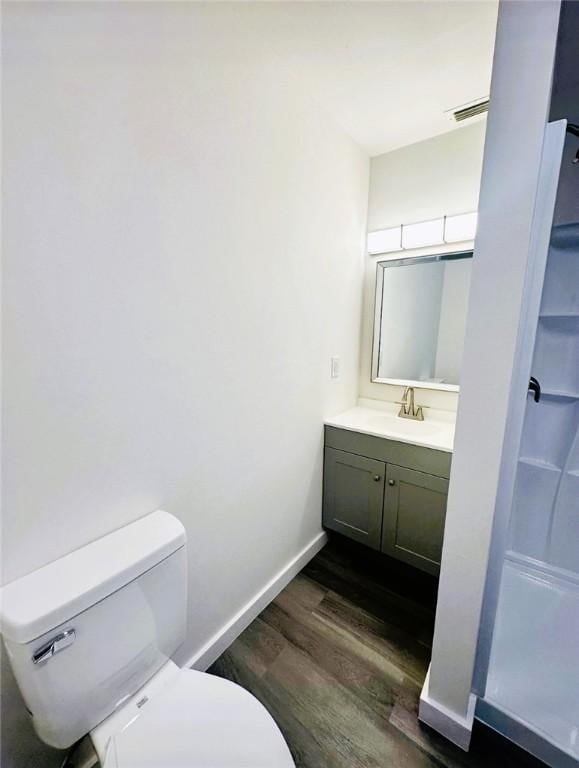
[372,250,473,391]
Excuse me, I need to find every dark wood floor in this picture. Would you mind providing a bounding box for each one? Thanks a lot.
[209,535,546,768]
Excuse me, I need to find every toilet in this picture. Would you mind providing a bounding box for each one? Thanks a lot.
[0,511,295,767]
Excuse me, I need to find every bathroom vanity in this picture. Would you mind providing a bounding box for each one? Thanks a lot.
[323,401,454,575]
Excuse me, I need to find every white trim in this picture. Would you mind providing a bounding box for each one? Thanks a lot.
[183,531,328,672]
[419,666,477,751]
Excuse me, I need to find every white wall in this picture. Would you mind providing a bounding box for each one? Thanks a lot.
[420,0,561,745]
[1,4,368,765]
[359,122,486,410]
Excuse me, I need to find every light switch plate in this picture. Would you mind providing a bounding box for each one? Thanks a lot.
[330,356,340,378]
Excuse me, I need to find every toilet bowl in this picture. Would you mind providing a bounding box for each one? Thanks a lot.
[0,511,295,767]
[92,661,294,767]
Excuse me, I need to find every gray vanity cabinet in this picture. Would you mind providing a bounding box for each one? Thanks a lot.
[323,448,385,550]
[323,426,451,575]
[382,465,449,576]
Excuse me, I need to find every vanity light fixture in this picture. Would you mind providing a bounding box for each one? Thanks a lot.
[367,226,402,255]
[402,217,445,250]
[444,211,478,243]
[367,210,478,255]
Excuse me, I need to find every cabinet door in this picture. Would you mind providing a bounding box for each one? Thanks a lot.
[382,465,449,575]
[323,448,385,550]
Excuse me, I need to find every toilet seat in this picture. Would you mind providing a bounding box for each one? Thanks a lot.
[95,665,295,768]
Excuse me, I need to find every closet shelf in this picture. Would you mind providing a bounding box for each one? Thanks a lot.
[519,457,562,474]
[538,314,579,329]
[550,221,579,248]
[539,389,579,401]
[539,312,579,320]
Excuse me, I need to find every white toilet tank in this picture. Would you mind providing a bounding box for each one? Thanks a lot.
[0,510,187,749]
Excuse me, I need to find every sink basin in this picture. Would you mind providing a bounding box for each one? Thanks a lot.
[373,415,444,438]
[325,403,455,452]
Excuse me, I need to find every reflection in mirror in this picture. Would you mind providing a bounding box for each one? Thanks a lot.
[372,251,473,391]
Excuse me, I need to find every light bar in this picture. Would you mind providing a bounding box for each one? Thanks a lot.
[402,217,444,250]
[367,211,478,255]
[444,211,478,243]
[367,226,402,255]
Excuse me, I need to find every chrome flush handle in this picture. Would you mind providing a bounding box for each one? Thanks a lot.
[32,629,76,665]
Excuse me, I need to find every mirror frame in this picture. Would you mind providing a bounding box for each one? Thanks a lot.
[371,249,473,392]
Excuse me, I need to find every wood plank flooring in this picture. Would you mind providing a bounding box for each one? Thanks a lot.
[209,535,546,768]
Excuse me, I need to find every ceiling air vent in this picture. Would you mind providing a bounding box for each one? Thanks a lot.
[450,98,489,123]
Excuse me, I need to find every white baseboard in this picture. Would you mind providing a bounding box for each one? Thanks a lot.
[418,666,476,751]
[183,531,328,672]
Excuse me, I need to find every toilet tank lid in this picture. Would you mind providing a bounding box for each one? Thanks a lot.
[0,510,186,644]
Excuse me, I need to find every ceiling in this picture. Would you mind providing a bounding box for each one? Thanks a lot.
[27,0,498,159]
[224,1,499,157]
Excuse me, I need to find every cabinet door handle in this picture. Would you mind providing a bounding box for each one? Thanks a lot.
[388,479,395,486]
[373,475,381,482]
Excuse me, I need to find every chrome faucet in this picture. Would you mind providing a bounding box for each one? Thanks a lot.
[397,386,424,421]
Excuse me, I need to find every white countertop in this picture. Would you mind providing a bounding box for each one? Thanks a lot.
[325,398,455,453]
